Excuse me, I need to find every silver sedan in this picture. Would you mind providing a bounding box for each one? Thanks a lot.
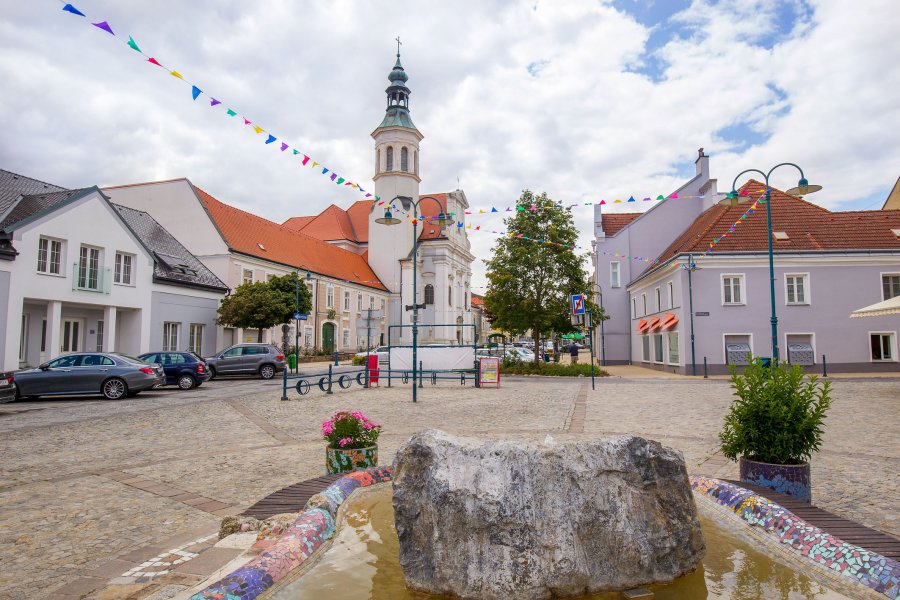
[14,353,165,400]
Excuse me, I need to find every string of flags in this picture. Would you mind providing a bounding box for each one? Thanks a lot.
[59,2,374,200]
[705,191,767,254]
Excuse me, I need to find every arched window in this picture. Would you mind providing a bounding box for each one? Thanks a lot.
[424,284,434,305]
[386,146,394,171]
[414,150,418,174]
[376,149,381,173]
[401,147,409,172]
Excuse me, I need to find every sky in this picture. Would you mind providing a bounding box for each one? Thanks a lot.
[1,0,898,291]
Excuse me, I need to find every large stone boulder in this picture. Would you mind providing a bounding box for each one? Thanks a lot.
[392,429,705,599]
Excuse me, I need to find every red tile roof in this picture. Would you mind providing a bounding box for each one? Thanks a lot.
[193,186,386,291]
[471,293,484,307]
[347,200,374,243]
[417,193,449,240]
[282,215,315,232]
[602,212,641,236]
[646,180,900,275]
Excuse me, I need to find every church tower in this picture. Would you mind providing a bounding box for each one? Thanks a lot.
[368,46,423,325]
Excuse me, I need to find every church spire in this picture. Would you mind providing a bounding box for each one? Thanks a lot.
[378,38,417,130]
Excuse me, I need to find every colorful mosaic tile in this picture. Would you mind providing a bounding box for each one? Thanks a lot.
[690,475,900,599]
[190,466,392,600]
[739,458,811,503]
[121,534,216,581]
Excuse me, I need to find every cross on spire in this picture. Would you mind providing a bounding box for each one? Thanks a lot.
[395,36,402,56]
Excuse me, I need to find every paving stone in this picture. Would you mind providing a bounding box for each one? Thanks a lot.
[172,548,243,576]
[84,558,135,578]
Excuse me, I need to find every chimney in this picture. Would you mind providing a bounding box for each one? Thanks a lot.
[695,147,709,179]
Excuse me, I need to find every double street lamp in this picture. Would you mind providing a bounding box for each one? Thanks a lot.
[729,164,822,363]
[376,195,454,403]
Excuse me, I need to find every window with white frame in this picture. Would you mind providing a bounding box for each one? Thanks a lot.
[641,293,647,316]
[242,268,253,286]
[883,274,900,300]
[653,334,664,363]
[641,336,650,362]
[189,324,204,354]
[631,297,636,319]
[655,287,661,312]
[870,333,895,361]
[114,252,134,285]
[163,322,180,351]
[304,326,313,348]
[37,237,63,275]
[668,282,674,309]
[326,284,335,308]
[342,328,350,348]
[357,292,363,311]
[96,320,104,351]
[722,275,744,305]
[369,295,375,309]
[77,245,101,290]
[343,291,350,311]
[785,274,809,305]
[667,331,679,364]
[610,262,621,288]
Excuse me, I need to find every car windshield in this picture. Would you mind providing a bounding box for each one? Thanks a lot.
[116,354,149,364]
[188,352,204,362]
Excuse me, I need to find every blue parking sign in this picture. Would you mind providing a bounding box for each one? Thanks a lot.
[571,294,585,315]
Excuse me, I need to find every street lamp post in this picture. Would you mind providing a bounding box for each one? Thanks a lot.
[375,195,454,403]
[729,165,822,363]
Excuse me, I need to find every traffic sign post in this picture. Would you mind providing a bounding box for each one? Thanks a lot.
[571,294,585,315]
[571,293,594,390]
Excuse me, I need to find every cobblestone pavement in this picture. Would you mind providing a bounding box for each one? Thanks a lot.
[0,375,896,598]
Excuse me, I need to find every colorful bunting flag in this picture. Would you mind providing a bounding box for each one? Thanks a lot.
[226,109,237,116]
[127,36,141,52]
[170,70,183,79]
[264,134,276,144]
[280,142,288,151]
[92,21,114,35]
[191,86,201,100]
[147,57,162,67]
[62,4,86,17]
[210,98,221,107]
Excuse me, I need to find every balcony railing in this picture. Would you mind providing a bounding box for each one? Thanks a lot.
[72,263,111,293]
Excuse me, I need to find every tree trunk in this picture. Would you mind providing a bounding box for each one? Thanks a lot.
[534,331,541,364]
[257,329,264,343]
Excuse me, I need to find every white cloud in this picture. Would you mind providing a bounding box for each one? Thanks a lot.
[0,0,897,292]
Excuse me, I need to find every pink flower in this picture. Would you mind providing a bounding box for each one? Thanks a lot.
[363,422,373,430]
[322,420,333,435]
[338,437,352,447]
[351,410,365,420]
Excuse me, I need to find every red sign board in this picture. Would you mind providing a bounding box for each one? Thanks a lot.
[479,357,500,387]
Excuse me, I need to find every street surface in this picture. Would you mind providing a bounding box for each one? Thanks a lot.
[0,372,897,598]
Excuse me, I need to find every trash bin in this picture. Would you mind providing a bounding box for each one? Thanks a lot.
[287,354,297,370]
[543,352,550,363]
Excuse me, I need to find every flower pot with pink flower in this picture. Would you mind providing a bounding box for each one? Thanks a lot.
[322,410,381,474]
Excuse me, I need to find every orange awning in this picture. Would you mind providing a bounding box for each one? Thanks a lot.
[648,316,661,331]
[660,313,679,331]
[636,319,649,333]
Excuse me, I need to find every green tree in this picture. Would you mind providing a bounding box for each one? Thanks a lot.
[484,190,604,362]
[217,278,304,343]
[267,273,313,323]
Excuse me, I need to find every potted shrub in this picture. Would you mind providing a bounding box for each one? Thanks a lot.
[719,357,831,502]
[322,410,381,474]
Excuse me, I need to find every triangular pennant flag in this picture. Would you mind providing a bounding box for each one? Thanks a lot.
[478,209,485,214]
[280,143,288,151]
[411,219,418,225]
[669,192,678,199]
[292,149,299,155]
[92,21,114,35]
[62,4,86,17]
[243,118,251,125]
[656,195,664,200]
[336,177,345,185]
[475,226,480,230]
[210,98,221,107]
[506,207,511,211]
[365,193,372,198]
[739,189,749,196]
[147,57,162,67]
[319,166,326,173]
[627,196,635,202]
[643,197,651,201]
[226,109,237,116]
[127,36,141,52]
[191,86,201,100]
[516,234,524,238]
[613,199,622,203]
[516,206,525,211]
[330,173,337,181]
[253,125,264,134]
[170,70,183,79]
[302,155,310,166]
[457,222,463,228]
[264,134,276,144]
[491,207,498,212]
[465,211,472,214]
[600,200,606,205]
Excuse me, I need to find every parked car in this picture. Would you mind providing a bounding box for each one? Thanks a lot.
[0,372,16,404]
[138,352,211,390]
[205,344,286,379]
[354,346,390,363]
[13,353,165,400]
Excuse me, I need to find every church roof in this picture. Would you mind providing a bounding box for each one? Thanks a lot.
[378,108,417,130]
[194,186,387,291]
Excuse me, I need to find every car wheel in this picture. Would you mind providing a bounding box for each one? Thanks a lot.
[259,364,276,380]
[177,374,196,390]
[208,366,217,380]
[102,378,128,400]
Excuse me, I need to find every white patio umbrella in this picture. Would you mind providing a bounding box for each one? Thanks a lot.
[850,296,900,318]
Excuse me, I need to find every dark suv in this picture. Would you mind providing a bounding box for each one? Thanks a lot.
[138,352,211,390]
[205,344,285,380]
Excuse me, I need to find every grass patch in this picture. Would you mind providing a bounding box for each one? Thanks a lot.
[499,361,608,377]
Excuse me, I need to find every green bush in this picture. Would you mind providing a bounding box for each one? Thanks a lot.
[719,357,832,465]
[352,355,365,365]
[499,361,608,377]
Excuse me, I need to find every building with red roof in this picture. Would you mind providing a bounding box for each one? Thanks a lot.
[593,151,900,374]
